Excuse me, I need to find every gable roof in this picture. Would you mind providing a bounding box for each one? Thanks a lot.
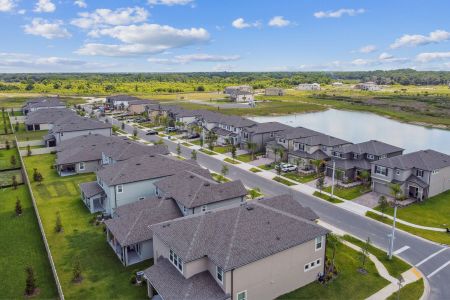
[105,197,183,246]
[23,97,65,109]
[51,115,112,133]
[275,126,322,140]
[154,170,247,209]
[244,122,291,134]
[79,181,104,198]
[374,149,450,171]
[294,133,350,147]
[25,108,75,125]
[152,194,329,271]
[97,154,204,186]
[336,140,403,156]
[106,95,140,103]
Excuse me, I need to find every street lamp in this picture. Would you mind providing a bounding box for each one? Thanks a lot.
[331,160,336,198]
[388,203,398,260]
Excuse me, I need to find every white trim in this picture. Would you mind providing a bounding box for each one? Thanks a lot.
[116,184,123,193]
[79,162,85,170]
[315,236,323,251]
[237,290,247,300]
[216,266,224,283]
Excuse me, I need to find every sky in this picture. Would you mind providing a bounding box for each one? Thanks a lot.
[0,0,450,73]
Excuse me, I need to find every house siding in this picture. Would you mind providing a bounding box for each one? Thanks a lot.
[429,166,450,197]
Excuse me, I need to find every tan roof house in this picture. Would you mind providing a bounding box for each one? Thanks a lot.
[143,194,329,300]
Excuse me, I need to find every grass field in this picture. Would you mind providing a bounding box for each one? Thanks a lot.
[282,172,318,183]
[23,154,148,299]
[387,279,424,300]
[366,211,450,245]
[15,123,48,141]
[323,185,371,200]
[0,185,58,299]
[0,147,20,170]
[278,241,389,299]
[374,190,450,229]
[313,191,344,204]
[236,153,255,162]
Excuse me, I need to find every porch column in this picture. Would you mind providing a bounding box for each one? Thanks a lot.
[147,280,154,298]
[124,246,128,266]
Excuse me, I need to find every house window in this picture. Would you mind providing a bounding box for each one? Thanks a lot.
[315,236,323,251]
[169,249,183,273]
[117,185,123,193]
[374,166,388,176]
[367,154,374,160]
[304,264,309,271]
[353,154,359,160]
[79,162,85,170]
[379,154,387,159]
[201,205,207,212]
[321,146,327,152]
[396,170,400,175]
[237,291,247,300]
[216,266,224,283]
[432,169,439,175]
[417,169,424,178]
[316,259,321,265]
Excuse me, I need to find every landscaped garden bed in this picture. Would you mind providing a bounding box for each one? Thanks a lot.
[249,167,262,173]
[199,149,216,155]
[224,158,240,164]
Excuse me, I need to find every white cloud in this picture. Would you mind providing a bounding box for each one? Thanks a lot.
[148,0,193,6]
[17,9,25,14]
[378,52,394,60]
[390,30,450,49]
[314,8,365,19]
[0,0,16,12]
[148,53,240,64]
[351,58,370,66]
[268,16,291,27]
[34,0,56,13]
[416,52,450,62]
[24,18,71,39]
[74,0,87,8]
[358,45,377,53]
[76,23,209,56]
[231,17,261,29]
[71,7,148,29]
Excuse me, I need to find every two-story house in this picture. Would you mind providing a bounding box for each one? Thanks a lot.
[154,170,248,215]
[240,122,291,153]
[106,95,141,110]
[207,114,257,146]
[79,154,204,215]
[325,140,404,182]
[143,194,329,300]
[371,149,450,200]
[25,108,75,131]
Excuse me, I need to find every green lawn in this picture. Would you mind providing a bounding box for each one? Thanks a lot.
[0,147,20,170]
[211,173,230,183]
[273,176,296,186]
[23,154,148,299]
[181,142,191,147]
[0,169,23,186]
[249,167,262,173]
[212,146,230,154]
[282,172,318,183]
[190,139,201,146]
[323,185,371,200]
[313,191,344,204]
[366,211,450,245]
[224,158,240,164]
[15,123,48,141]
[387,279,424,300]
[374,190,450,229]
[259,163,275,170]
[236,153,255,162]
[199,148,216,155]
[342,235,410,278]
[0,185,58,299]
[278,241,389,299]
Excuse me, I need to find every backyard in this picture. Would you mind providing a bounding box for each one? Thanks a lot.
[0,147,20,170]
[23,154,148,299]
[15,123,48,141]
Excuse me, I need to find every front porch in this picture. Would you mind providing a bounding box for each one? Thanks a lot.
[106,230,145,266]
[57,164,76,176]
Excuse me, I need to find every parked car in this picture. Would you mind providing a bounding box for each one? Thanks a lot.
[166,127,177,132]
[186,133,200,139]
[280,163,297,172]
[146,130,157,135]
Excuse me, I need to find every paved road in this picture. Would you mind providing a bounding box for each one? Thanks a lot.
[108,116,450,300]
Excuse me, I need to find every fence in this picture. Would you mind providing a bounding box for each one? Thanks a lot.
[17,140,44,147]
[19,147,56,156]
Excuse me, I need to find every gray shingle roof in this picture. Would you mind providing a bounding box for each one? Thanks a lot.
[152,194,329,271]
[105,197,183,246]
[289,149,328,160]
[51,115,112,133]
[336,140,403,156]
[23,97,65,109]
[155,170,247,209]
[405,174,429,188]
[106,95,140,103]
[211,127,237,137]
[144,258,230,300]
[294,134,350,147]
[326,158,371,171]
[374,149,450,171]
[97,154,204,186]
[244,122,291,134]
[79,181,104,198]
[276,126,321,140]
[25,108,75,125]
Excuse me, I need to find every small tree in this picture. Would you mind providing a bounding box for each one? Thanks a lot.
[176,142,181,156]
[72,258,82,283]
[133,128,138,137]
[311,159,324,174]
[33,168,43,184]
[246,141,257,161]
[327,234,341,273]
[231,144,237,162]
[191,149,197,160]
[275,163,282,176]
[359,237,371,271]
[5,139,10,150]
[316,175,325,193]
[55,212,63,233]
[359,170,370,187]
[12,175,18,190]
[10,155,17,167]
[24,266,37,296]
[199,136,204,148]
[378,195,388,217]
[221,164,229,178]
[15,197,22,216]
[27,144,32,156]
[121,122,125,130]
[15,121,19,132]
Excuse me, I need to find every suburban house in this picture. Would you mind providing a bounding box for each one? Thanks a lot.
[287,134,351,171]
[371,149,450,200]
[296,83,321,91]
[240,121,291,153]
[25,108,75,131]
[224,85,253,95]
[229,90,254,103]
[143,194,329,300]
[55,134,168,176]
[104,197,182,266]
[44,115,112,147]
[265,87,285,96]
[325,140,404,182]
[331,82,344,87]
[154,170,248,215]
[354,82,381,91]
[127,99,155,114]
[22,97,66,115]
[173,109,203,130]
[80,154,204,215]
[106,95,141,110]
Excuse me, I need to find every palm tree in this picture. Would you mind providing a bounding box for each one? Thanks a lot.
[359,170,370,187]
[389,183,403,203]
[327,234,341,273]
[311,159,324,174]
[273,148,279,164]
[246,141,257,160]
[278,148,285,163]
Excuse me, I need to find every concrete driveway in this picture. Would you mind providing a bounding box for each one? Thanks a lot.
[353,191,383,208]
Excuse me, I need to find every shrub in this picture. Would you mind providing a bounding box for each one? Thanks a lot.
[24,266,37,296]
[130,275,137,285]
[15,197,22,216]
[55,212,63,233]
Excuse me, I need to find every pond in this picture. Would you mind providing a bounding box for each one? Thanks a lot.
[248,109,450,155]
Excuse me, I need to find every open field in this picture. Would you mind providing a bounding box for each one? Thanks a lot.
[278,241,389,299]
[23,154,148,299]
[0,185,58,299]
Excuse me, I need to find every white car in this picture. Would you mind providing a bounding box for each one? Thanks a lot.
[280,163,297,172]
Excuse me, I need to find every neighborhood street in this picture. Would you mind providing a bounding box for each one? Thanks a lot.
[108,116,450,300]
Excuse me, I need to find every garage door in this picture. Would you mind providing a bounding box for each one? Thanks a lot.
[373,181,391,195]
